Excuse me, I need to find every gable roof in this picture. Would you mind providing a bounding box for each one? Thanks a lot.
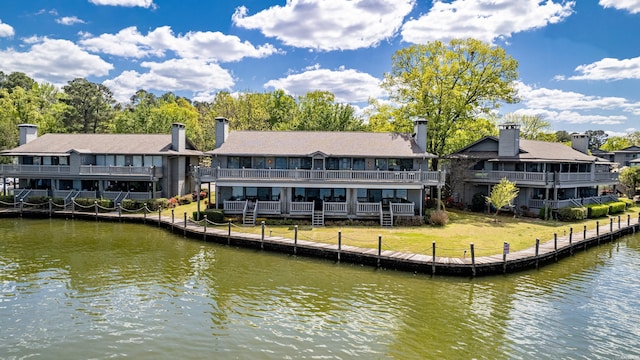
[0,133,201,156]
[207,131,436,158]
[613,145,640,153]
[451,136,610,163]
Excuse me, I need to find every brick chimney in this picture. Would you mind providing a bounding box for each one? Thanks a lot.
[498,123,520,157]
[215,117,229,149]
[18,124,38,145]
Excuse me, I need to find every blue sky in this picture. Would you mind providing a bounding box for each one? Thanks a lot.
[0,0,639,136]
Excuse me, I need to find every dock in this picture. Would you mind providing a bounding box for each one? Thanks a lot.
[2,206,639,277]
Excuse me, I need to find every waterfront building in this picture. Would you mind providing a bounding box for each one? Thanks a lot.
[610,145,640,167]
[449,123,619,213]
[196,117,445,226]
[0,123,201,202]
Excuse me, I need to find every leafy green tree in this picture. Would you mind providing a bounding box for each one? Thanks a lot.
[283,91,364,131]
[619,166,640,196]
[267,90,296,129]
[61,78,116,133]
[485,178,519,220]
[503,113,554,141]
[601,136,632,151]
[0,71,35,92]
[555,130,572,143]
[382,38,519,170]
[365,98,412,133]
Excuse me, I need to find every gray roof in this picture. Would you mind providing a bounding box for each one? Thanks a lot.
[1,133,201,156]
[207,131,435,158]
[453,137,611,163]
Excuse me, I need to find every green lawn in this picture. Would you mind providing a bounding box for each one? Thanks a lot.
[167,201,638,258]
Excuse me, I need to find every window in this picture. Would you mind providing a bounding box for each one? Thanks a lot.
[288,157,312,169]
[353,158,365,170]
[228,156,252,169]
[388,159,413,171]
[275,157,287,169]
[327,157,351,170]
[375,159,387,170]
[254,157,266,169]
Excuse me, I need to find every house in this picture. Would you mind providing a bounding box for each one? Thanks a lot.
[196,117,445,226]
[611,145,640,167]
[0,123,201,203]
[449,124,619,212]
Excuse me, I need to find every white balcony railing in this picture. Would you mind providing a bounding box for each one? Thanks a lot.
[390,202,415,216]
[468,170,618,184]
[256,201,281,214]
[323,202,347,215]
[0,164,162,178]
[198,167,443,185]
[528,195,619,209]
[290,201,314,215]
[357,202,381,214]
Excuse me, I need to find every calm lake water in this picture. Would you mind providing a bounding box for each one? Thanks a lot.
[1,218,639,359]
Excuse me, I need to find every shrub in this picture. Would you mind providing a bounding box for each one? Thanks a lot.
[178,195,192,205]
[606,201,626,215]
[538,207,552,219]
[429,210,449,226]
[121,199,143,211]
[558,206,587,221]
[470,192,486,212]
[395,216,425,227]
[192,209,225,222]
[0,195,14,206]
[586,204,609,218]
[146,198,169,211]
[167,197,179,208]
[620,197,636,208]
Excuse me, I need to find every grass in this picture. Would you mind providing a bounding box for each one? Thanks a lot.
[165,201,639,258]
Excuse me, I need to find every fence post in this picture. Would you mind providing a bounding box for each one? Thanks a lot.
[261,221,265,249]
[610,217,613,233]
[19,199,23,215]
[503,242,508,274]
[554,233,558,261]
[203,215,207,241]
[143,203,147,224]
[158,208,161,226]
[628,214,631,227]
[294,225,298,255]
[94,200,98,218]
[596,220,600,244]
[49,199,53,217]
[71,198,75,218]
[535,238,540,269]
[171,209,174,231]
[183,212,187,236]
[470,243,476,277]
[117,203,121,220]
[569,227,573,255]
[431,241,436,275]
[228,221,231,245]
[377,235,382,268]
[618,215,621,229]
[338,231,342,262]
[583,225,587,240]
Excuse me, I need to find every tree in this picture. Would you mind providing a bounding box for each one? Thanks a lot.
[283,91,364,131]
[0,71,35,92]
[485,178,519,220]
[382,38,519,170]
[619,166,640,196]
[555,130,572,143]
[601,136,631,151]
[503,113,554,141]
[61,78,116,133]
[585,130,608,150]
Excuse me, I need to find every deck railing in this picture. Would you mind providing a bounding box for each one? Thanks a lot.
[0,164,162,178]
[256,201,282,214]
[198,167,443,185]
[468,170,618,184]
[390,202,415,216]
[528,194,619,209]
[290,201,314,215]
[323,202,347,215]
[357,202,381,215]
[224,200,246,214]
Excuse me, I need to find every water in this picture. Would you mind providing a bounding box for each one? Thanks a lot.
[1,218,639,359]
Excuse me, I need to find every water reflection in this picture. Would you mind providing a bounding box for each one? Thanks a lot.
[1,218,639,359]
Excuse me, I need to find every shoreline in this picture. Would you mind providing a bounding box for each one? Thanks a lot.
[2,207,638,277]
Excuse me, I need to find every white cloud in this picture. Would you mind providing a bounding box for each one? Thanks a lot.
[56,16,86,26]
[0,37,112,85]
[264,67,386,103]
[514,109,626,125]
[516,82,629,111]
[88,0,156,8]
[232,0,414,51]
[79,26,279,61]
[562,57,640,81]
[401,0,575,44]
[0,20,14,37]
[599,0,640,14]
[103,58,234,103]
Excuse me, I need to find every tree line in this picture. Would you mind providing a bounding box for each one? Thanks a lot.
[1,39,635,165]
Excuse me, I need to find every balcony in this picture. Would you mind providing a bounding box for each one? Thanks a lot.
[197,167,444,186]
[467,170,618,185]
[0,164,162,179]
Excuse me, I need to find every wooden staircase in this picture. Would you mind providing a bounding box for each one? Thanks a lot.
[312,210,324,226]
[381,211,393,227]
[243,202,256,226]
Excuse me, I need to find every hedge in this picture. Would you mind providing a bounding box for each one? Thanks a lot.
[605,201,626,215]
[586,204,609,218]
[620,198,636,208]
[192,209,225,222]
[558,206,587,221]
